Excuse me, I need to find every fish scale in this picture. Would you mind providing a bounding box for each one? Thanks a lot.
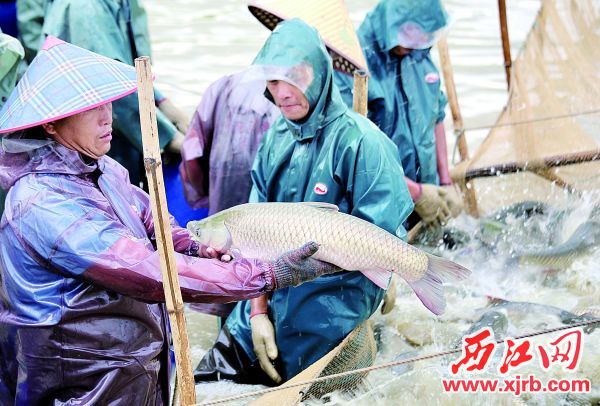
[188,202,470,315]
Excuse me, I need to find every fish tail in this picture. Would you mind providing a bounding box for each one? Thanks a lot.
[407,254,470,315]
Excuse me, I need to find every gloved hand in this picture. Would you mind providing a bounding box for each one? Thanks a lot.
[442,184,464,218]
[159,98,190,133]
[413,184,451,228]
[272,242,341,288]
[381,275,397,315]
[251,314,282,384]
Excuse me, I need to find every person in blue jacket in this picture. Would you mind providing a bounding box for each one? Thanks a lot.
[335,0,462,229]
[195,18,413,385]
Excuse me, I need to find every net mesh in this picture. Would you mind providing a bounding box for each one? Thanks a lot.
[452,0,600,217]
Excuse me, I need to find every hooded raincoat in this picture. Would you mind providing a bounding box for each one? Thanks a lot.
[334,0,448,184]
[0,142,282,404]
[180,73,279,215]
[223,19,413,381]
[41,0,178,187]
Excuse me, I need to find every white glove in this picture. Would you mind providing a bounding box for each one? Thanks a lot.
[251,314,282,383]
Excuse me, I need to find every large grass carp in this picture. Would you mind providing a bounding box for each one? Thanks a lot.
[187,202,470,315]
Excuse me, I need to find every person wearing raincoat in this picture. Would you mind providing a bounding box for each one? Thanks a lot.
[180,73,279,318]
[180,72,279,216]
[0,37,342,405]
[194,19,413,385]
[39,0,189,188]
[334,0,462,229]
[0,30,24,216]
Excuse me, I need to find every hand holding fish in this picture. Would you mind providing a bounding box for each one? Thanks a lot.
[192,242,232,262]
[272,241,341,287]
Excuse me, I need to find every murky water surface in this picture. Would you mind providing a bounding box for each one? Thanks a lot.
[145,1,599,403]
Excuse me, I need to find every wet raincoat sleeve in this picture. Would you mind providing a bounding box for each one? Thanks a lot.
[8,186,276,305]
[41,0,177,150]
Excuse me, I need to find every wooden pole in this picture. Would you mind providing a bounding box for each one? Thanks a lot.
[462,149,600,181]
[352,70,368,116]
[437,37,478,216]
[437,38,469,162]
[498,0,512,88]
[135,57,196,406]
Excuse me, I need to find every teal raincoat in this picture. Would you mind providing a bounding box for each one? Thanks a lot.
[225,19,413,381]
[0,31,24,215]
[16,0,49,63]
[41,0,177,186]
[334,0,449,184]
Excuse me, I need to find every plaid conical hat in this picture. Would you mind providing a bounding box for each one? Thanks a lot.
[0,36,138,134]
[248,0,368,75]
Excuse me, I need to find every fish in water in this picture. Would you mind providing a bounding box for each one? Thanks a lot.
[488,299,599,334]
[187,202,470,315]
[517,220,600,268]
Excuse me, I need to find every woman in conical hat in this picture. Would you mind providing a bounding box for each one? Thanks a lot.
[0,37,340,405]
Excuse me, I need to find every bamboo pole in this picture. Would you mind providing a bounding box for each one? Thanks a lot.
[498,0,512,88]
[135,57,196,406]
[462,149,600,181]
[437,37,479,217]
[352,70,368,116]
[437,38,468,162]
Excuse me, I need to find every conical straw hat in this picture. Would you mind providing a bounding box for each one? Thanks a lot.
[0,36,138,134]
[248,0,367,75]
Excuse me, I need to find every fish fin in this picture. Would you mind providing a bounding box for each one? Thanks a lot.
[360,268,391,289]
[299,202,340,211]
[406,254,470,315]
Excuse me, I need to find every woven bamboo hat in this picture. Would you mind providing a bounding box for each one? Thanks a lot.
[248,0,367,75]
[0,36,138,134]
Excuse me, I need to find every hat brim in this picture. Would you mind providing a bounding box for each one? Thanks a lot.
[248,4,367,75]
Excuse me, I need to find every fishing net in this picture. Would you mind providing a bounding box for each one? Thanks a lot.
[247,320,376,405]
[451,0,600,217]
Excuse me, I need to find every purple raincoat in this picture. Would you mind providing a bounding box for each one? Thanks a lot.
[180,73,279,215]
[0,142,277,405]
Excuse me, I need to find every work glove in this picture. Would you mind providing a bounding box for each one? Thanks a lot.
[442,184,464,218]
[272,242,341,288]
[413,184,451,229]
[159,98,190,134]
[251,314,282,384]
[381,275,397,315]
